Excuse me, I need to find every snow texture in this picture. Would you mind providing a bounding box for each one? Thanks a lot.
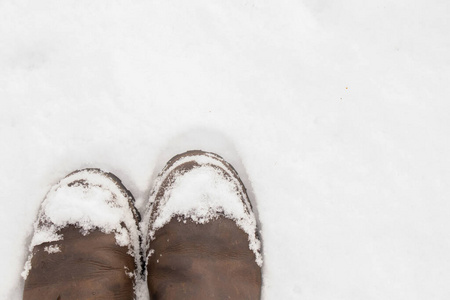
[144,152,262,266]
[43,245,60,254]
[1,0,450,299]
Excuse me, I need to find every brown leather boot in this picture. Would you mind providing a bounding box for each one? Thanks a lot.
[22,169,141,300]
[143,150,263,300]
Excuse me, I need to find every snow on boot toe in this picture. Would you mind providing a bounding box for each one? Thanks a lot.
[23,168,140,300]
[143,150,262,300]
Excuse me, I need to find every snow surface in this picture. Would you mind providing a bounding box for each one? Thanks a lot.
[143,151,262,266]
[1,0,450,299]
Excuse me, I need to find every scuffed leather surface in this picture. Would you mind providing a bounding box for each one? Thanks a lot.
[148,217,262,300]
[23,226,135,300]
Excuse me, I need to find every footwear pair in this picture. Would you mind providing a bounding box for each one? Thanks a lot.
[22,151,262,299]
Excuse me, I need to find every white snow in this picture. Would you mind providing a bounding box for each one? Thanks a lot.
[124,266,134,279]
[1,0,450,299]
[152,167,246,227]
[144,152,262,266]
[43,245,60,254]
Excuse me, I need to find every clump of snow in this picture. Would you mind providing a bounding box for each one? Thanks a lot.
[124,266,134,279]
[29,226,62,248]
[21,255,33,280]
[144,152,263,266]
[21,169,140,279]
[43,245,60,254]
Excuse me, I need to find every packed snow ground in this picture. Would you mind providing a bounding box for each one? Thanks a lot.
[1,0,450,299]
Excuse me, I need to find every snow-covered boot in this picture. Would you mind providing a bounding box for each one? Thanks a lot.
[22,169,141,300]
[143,150,263,299]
